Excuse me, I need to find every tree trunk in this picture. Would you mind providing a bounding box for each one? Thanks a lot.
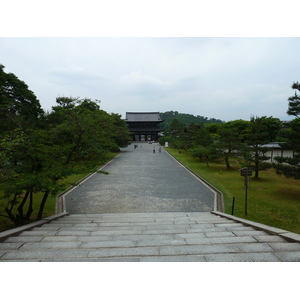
[5,194,18,225]
[17,191,29,223]
[5,207,17,224]
[36,190,50,221]
[26,191,33,220]
[225,156,231,169]
[255,165,259,178]
[205,156,210,167]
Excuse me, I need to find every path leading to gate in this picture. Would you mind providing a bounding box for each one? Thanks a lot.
[64,142,216,214]
[1,142,300,261]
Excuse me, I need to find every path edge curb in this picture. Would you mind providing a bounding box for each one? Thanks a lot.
[0,212,69,242]
[211,210,300,243]
[56,153,121,214]
[164,148,224,212]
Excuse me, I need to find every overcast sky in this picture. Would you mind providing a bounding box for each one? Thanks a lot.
[1,3,299,122]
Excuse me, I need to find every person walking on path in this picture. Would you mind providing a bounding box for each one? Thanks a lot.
[153,146,155,153]
[158,147,162,153]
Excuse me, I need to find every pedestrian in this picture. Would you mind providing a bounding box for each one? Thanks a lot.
[158,147,161,153]
[153,146,155,153]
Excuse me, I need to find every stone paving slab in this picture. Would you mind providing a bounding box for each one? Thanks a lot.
[1,211,300,262]
[204,252,281,262]
[269,242,300,251]
[139,255,207,262]
[1,249,90,260]
[275,251,300,261]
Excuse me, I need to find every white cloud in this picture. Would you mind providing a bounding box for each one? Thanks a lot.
[0,37,299,121]
[120,71,165,86]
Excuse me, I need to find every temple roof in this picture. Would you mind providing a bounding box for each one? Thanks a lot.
[125,112,163,122]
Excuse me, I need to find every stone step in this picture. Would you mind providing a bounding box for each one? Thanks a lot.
[1,212,300,261]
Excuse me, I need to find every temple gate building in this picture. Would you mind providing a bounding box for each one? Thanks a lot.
[125,112,163,141]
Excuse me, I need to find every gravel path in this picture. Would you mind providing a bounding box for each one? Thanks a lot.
[64,142,216,213]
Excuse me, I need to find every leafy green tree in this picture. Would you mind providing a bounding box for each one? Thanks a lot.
[226,119,250,142]
[205,123,223,135]
[271,82,300,180]
[159,119,186,149]
[110,113,131,149]
[243,116,272,178]
[1,94,131,226]
[0,65,44,133]
[0,66,46,224]
[258,116,282,142]
[164,119,184,137]
[273,119,300,179]
[186,124,213,149]
[190,145,211,167]
[210,123,246,169]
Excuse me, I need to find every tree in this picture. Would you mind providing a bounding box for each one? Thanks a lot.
[159,119,186,149]
[210,123,246,169]
[0,66,46,225]
[272,82,300,180]
[1,95,131,226]
[259,116,282,142]
[243,116,272,178]
[185,124,213,149]
[190,145,211,167]
[274,119,300,179]
[165,119,185,138]
[287,81,300,118]
[0,65,44,133]
[109,113,131,149]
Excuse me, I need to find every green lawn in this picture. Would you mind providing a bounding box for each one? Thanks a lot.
[165,147,300,234]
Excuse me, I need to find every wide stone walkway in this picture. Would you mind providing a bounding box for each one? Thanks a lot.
[64,142,216,213]
[1,212,300,261]
[1,142,300,261]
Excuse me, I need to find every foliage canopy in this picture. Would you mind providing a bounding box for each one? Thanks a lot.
[0,66,131,226]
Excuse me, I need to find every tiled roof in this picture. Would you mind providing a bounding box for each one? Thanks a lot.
[125,112,163,122]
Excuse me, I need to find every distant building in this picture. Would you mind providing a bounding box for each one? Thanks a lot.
[125,112,163,141]
[261,142,294,162]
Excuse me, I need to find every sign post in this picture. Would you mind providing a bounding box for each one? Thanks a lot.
[240,167,252,215]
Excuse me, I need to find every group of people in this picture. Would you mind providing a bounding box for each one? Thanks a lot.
[133,142,162,153]
[153,146,162,153]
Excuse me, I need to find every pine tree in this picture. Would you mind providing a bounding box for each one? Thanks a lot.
[287,82,300,118]
[274,82,300,179]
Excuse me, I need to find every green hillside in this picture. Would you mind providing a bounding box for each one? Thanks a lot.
[159,111,224,131]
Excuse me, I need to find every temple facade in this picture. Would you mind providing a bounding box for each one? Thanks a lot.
[125,112,163,141]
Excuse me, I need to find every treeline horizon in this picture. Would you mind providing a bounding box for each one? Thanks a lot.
[158,82,300,182]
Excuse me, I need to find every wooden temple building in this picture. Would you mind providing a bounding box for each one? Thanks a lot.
[125,112,163,141]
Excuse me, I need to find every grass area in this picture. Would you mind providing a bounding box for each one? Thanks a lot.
[165,147,300,234]
[0,152,118,232]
